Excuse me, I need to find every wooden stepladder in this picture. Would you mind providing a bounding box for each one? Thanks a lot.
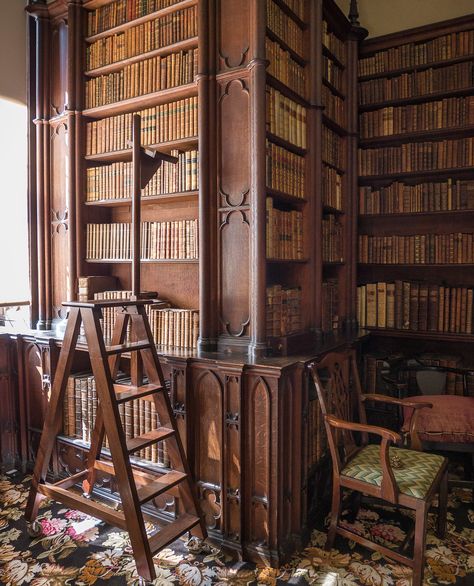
[25,298,206,582]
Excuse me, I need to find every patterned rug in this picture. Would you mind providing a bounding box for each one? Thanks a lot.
[0,473,472,585]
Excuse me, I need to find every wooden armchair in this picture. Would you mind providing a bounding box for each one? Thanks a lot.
[308,349,448,586]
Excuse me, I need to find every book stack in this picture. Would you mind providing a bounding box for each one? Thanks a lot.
[357,281,473,334]
[85,48,198,108]
[359,137,474,175]
[358,233,474,264]
[266,141,305,197]
[149,308,199,349]
[359,61,474,105]
[86,149,198,201]
[322,279,339,332]
[266,0,304,57]
[323,56,344,93]
[322,84,345,127]
[266,285,302,337]
[266,87,307,148]
[359,179,474,214]
[358,31,474,76]
[86,219,199,260]
[86,5,198,70]
[266,198,303,260]
[322,126,344,170]
[322,165,343,210]
[62,371,171,466]
[86,96,198,155]
[322,214,343,263]
[360,96,474,138]
[87,0,183,37]
[266,38,306,98]
[78,275,119,301]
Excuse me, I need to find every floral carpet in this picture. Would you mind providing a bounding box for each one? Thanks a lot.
[0,474,472,585]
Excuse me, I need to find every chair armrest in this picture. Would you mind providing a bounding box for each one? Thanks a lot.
[325,414,401,444]
[362,394,433,410]
[325,415,401,503]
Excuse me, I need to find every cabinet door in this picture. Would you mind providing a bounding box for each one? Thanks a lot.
[0,336,18,466]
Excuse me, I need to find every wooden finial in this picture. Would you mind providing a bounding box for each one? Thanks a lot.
[349,0,360,26]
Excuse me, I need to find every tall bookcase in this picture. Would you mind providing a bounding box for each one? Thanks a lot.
[24,0,366,567]
[356,16,474,353]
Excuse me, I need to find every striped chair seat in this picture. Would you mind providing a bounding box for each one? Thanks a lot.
[341,444,445,499]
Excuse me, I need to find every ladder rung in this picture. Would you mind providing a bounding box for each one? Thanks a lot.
[136,470,187,505]
[149,513,201,555]
[106,340,152,355]
[37,483,127,529]
[114,382,163,403]
[126,428,174,454]
[53,470,88,489]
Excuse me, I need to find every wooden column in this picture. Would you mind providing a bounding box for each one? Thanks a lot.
[29,3,51,330]
[249,0,268,358]
[198,0,218,351]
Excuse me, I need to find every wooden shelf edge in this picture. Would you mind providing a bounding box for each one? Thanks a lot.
[85,37,199,77]
[365,327,474,343]
[358,263,474,268]
[323,205,344,215]
[85,191,199,207]
[85,137,198,163]
[359,125,474,148]
[322,114,348,137]
[266,74,309,107]
[265,27,307,67]
[359,86,474,111]
[86,259,199,264]
[267,189,307,206]
[359,167,474,184]
[359,209,474,220]
[83,83,198,118]
[322,77,345,100]
[322,44,345,70]
[272,0,307,30]
[266,132,307,156]
[266,258,309,264]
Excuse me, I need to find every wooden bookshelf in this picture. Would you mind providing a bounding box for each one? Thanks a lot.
[357,15,474,344]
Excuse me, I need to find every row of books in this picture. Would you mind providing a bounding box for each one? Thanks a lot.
[266,0,304,57]
[322,164,343,211]
[358,137,474,176]
[322,126,344,170]
[359,96,474,138]
[150,308,199,349]
[87,0,182,37]
[358,61,474,105]
[322,214,343,263]
[322,20,345,65]
[266,38,306,99]
[359,179,474,215]
[357,281,473,334]
[85,48,198,109]
[86,5,198,70]
[63,371,171,466]
[86,220,199,260]
[266,198,303,260]
[322,84,345,128]
[94,289,133,340]
[323,56,344,94]
[266,284,302,337]
[358,233,474,265]
[322,278,339,332]
[358,31,474,76]
[266,141,305,198]
[86,97,198,155]
[281,0,305,21]
[266,87,307,149]
[86,150,198,201]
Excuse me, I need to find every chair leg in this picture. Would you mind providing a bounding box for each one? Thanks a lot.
[412,503,428,586]
[437,470,448,539]
[325,481,342,551]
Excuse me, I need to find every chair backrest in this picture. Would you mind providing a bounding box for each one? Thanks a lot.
[308,349,367,475]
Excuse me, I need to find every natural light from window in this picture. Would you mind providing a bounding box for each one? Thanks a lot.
[0,97,29,303]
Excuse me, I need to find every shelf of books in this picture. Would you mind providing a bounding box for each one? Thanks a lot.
[81,0,201,354]
[356,16,474,345]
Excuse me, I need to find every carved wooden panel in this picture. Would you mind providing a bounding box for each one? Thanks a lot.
[50,120,70,319]
[217,0,250,71]
[50,20,68,117]
[169,365,187,452]
[0,338,17,465]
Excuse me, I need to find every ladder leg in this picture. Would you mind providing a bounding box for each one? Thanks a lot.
[83,310,129,496]
[130,307,207,539]
[25,307,82,522]
[81,306,156,581]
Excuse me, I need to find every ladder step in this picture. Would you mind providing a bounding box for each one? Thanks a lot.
[149,513,201,555]
[126,428,174,454]
[136,470,187,505]
[106,340,152,355]
[37,483,127,530]
[114,382,163,403]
